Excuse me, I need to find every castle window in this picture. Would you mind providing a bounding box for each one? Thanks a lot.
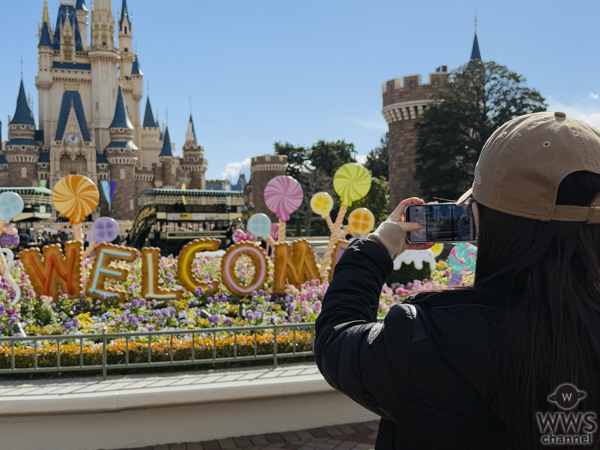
[21,167,27,178]
[120,169,126,179]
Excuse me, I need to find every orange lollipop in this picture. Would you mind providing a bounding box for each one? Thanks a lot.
[53,175,99,226]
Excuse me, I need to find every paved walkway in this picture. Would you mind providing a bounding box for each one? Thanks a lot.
[122,421,379,450]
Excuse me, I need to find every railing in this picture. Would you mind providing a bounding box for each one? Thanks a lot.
[0,323,318,380]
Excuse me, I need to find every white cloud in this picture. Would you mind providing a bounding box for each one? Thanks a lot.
[547,99,600,130]
[356,155,367,165]
[590,93,599,100]
[221,158,251,182]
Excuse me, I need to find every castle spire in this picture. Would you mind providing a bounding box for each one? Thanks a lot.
[110,86,134,129]
[11,80,35,126]
[159,127,174,158]
[143,97,157,128]
[187,114,198,146]
[131,54,143,75]
[119,0,132,32]
[470,13,481,60]
[42,0,50,25]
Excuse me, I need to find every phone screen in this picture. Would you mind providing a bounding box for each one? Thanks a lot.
[405,203,476,243]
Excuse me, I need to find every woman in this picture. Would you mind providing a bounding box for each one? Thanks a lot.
[315,112,600,449]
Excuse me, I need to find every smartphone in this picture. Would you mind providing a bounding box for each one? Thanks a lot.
[404,203,477,244]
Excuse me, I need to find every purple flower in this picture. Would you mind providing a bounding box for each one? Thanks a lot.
[294,314,300,322]
[140,299,147,306]
[64,322,72,329]
[207,297,213,304]
[221,295,227,303]
[265,295,271,302]
[258,289,264,296]
[223,317,232,326]
[147,325,154,332]
[72,318,80,327]
[128,314,135,321]
[247,311,254,320]
[28,289,35,298]
[252,290,257,296]
[138,315,145,322]
[194,286,204,295]
[0,323,4,330]
[208,315,220,324]
[132,299,139,307]
[131,317,138,326]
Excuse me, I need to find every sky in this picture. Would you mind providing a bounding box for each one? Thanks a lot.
[1,0,600,183]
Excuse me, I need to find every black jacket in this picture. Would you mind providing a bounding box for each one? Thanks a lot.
[315,239,508,449]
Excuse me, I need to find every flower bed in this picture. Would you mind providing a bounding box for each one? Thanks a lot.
[0,251,472,337]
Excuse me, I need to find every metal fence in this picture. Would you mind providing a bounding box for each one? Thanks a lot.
[0,323,318,379]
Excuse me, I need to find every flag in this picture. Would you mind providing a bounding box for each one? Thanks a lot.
[101,180,111,206]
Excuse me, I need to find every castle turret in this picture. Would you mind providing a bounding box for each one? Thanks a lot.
[139,97,162,170]
[105,87,139,218]
[181,114,207,189]
[5,81,40,187]
[36,0,54,147]
[118,0,134,78]
[75,0,88,49]
[250,155,287,221]
[89,0,119,151]
[159,126,179,189]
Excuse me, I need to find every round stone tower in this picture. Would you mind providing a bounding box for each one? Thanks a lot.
[250,155,287,221]
[382,70,447,210]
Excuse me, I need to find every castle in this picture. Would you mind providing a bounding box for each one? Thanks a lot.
[382,31,482,209]
[0,0,207,221]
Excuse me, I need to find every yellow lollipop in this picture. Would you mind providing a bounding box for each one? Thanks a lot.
[310,192,334,218]
[53,175,99,225]
[431,243,445,258]
[333,163,372,207]
[347,208,375,235]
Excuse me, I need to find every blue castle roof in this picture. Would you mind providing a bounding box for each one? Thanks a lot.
[119,0,132,31]
[6,138,40,148]
[143,98,157,128]
[53,4,83,52]
[110,87,134,129]
[38,152,50,163]
[96,152,108,164]
[11,80,35,126]
[38,21,53,48]
[471,34,481,61]
[75,0,87,12]
[159,127,174,157]
[189,114,198,146]
[132,55,142,75]
[0,154,7,165]
[55,91,91,141]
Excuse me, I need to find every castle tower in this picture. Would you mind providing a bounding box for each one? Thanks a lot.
[75,0,89,49]
[139,96,161,169]
[250,155,287,221]
[118,0,134,77]
[5,81,40,187]
[158,126,179,189]
[181,114,207,189]
[106,86,139,219]
[36,0,54,147]
[89,0,119,152]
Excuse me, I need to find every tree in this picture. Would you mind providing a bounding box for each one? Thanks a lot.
[349,176,390,225]
[274,142,309,180]
[414,60,547,200]
[365,134,388,180]
[309,140,356,178]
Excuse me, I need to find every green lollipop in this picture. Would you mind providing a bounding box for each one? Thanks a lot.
[333,163,372,207]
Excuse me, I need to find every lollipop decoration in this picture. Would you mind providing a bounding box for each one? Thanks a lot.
[448,243,477,286]
[264,176,303,243]
[83,217,121,259]
[346,207,375,235]
[320,163,372,276]
[310,192,334,232]
[0,191,24,237]
[53,175,99,241]
[0,248,21,306]
[247,213,274,244]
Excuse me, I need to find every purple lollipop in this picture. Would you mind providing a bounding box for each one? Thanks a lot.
[92,217,120,244]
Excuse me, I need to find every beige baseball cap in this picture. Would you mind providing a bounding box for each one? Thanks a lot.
[457,111,600,223]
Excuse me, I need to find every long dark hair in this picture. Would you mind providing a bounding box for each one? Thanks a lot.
[474,171,600,448]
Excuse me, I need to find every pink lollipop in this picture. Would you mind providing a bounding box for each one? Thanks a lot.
[264,176,303,222]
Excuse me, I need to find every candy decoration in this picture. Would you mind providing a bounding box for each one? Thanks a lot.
[247,213,272,240]
[83,217,121,259]
[264,176,303,243]
[53,175,99,228]
[448,243,478,286]
[333,163,372,207]
[431,243,445,258]
[310,192,334,232]
[346,208,375,235]
[0,249,20,306]
[0,223,20,249]
[320,163,372,276]
[0,192,24,223]
[92,217,120,244]
[221,243,269,296]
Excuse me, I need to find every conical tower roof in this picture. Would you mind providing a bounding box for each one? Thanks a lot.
[11,80,35,126]
[159,126,173,157]
[143,98,157,128]
[110,86,134,129]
